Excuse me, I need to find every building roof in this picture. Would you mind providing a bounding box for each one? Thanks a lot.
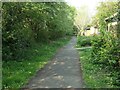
[105,12,118,23]
[84,27,90,30]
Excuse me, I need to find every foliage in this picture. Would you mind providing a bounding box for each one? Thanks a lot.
[2,36,71,89]
[92,1,118,30]
[91,32,120,86]
[79,48,118,88]
[73,25,79,35]
[91,32,120,65]
[2,2,75,61]
[90,1,120,87]
[77,36,92,47]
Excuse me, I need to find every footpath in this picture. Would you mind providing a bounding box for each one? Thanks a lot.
[23,36,83,88]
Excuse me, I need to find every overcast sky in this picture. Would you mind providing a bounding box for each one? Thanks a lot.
[66,0,108,16]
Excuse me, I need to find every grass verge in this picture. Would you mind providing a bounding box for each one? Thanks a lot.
[2,36,71,89]
[79,48,117,88]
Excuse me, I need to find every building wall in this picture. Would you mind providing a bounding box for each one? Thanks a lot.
[108,22,118,33]
[105,12,119,37]
[84,27,99,36]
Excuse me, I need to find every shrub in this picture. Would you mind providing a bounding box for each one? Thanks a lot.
[90,31,120,86]
[2,2,75,61]
[77,36,92,47]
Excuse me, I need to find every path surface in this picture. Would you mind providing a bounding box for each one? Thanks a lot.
[24,36,83,88]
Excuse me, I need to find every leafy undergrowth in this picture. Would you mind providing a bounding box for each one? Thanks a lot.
[2,36,71,89]
[79,48,118,88]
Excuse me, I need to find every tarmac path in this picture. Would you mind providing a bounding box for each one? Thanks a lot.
[23,36,83,89]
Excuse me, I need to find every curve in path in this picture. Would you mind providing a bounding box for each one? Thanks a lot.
[23,36,83,88]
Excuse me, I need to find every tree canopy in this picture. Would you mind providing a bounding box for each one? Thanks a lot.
[2,2,76,61]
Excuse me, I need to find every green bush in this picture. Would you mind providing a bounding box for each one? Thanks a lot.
[77,36,92,47]
[89,1,120,87]
[90,31,120,86]
[73,25,79,35]
[2,2,76,61]
[91,32,120,66]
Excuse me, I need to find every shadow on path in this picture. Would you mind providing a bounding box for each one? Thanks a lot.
[23,36,83,88]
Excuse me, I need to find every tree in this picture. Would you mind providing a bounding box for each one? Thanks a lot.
[2,2,76,61]
[93,1,118,31]
[74,5,90,30]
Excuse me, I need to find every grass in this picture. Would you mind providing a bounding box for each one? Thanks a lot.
[79,48,116,88]
[2,36,71,89]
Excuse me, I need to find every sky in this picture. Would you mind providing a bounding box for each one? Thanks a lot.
[66,0,106,16]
